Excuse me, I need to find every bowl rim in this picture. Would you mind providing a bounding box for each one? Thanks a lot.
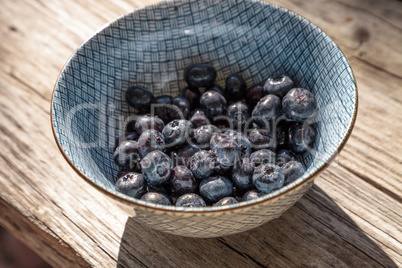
[50,0,358,213]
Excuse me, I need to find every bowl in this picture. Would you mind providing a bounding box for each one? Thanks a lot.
[51,0,357,238]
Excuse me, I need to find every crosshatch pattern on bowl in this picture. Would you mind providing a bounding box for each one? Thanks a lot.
[52,0,356,210]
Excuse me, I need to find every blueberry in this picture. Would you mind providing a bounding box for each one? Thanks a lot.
[213,197,238,206]
[253,164,285,193]
[189,150,218,180]
[141,192,172,205]
[114,132,139,150]
[251,95,282,123]
[288,123,317,153]
[263,75,294,98]
[113,140,141,170]
[276,149,297,167]
[275,120,292,149]
[192,124,221,149]
[246,84,265,107]
[137,129,165,157]
[227,102,249,130]
[250,149,276,166]
[175,193,206,207]
[184,64,217,88]
[181,87,200,107]
[115,172,146,198]
[162,119,194,148]
[199,90,227,119]
[282,88,317,121]
[151,95,173,122]
[224,130,252,158]
[170,144,201,167]
[199,176,233,203]
[141,150,173,185]
[242,190,262,201]
[247,128,276,150]
[125,86,156,112]
[210,133,241,167]
[225,74,247,101]
[189,109,210,128]
[282,160,306,185]
[170,165,197,196]
[207,84,225,95]
[134,115,165,136]
[232,158,255,193]
[172,96,191,119]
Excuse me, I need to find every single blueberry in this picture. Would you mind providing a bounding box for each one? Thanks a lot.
[115,172,146,198]
[224,129,252,158]
[250,149,276,166]
[134,115,165,136]
[170,144,201,167]
[162,119,194,148]
[242,190,262,201]
[199,176,233,203]
[114,132,139,151]
[246,84,265,107]
[141,150,173,185]
[189,150,218,180]
[125,86,156,112]
[137,129,165,157]
[192,124,221,149]
[175,193,206,207]
[170,165,197,196]
[181,87,200,107]
[227,102,249,130]
[184,64,217,88]
[247,128,276,150]
[210,133,241,167]
[172,96,191,119]
[141,192,172,205]
[263,75,294,98]
[225,74,247,101]
[253,164,285,193]
[113,140,141,170]
[213,197,239,206]
[282,88,317,121]
[251,94,282,122]
[276,149,297,167]
[282,160,306,185]
[189,109,210,128]
[232,158,255,193]
[151,95,173,123]
[199,90,227,119]
[288,123,317,153]
[275,120,292,149]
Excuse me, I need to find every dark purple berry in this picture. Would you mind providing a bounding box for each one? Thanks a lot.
[232,158,255,193]
[137,130,165,157]
[115,172,146,198]
[250,149,276,166]
[199,90,227,119]
[113,140,141,170]
[135,115,165,136]
[282,160,306,185]
[176,193,206,207]
[192,124,221,149]
[253,164,285,193]
[227,102,249,129]
[125,86,156,112]
[170,144,201,167]
[225,74,246,101]
[199,176,233,203]
[251,94,282,121]
[151,95,173,122]
[246,84,265,107]
[162,119,194,148]
[184,64,217,88]
[114,132,138,150]
[172,96,191,119]
[242,190,262,201]
[275,120,292,149]
[247,128,276,150]
[141,192,172,205]
[276,149,297,167]
[141,150,173,185]
[189,150,218,180]
[282,88,317,121]
[189,109,210,128]
[210,133,241,167]
[263,75,294,98]
[170,165,197,196]
[213,197,238,206]
[288,123,317,153]
[224,130,252,158]
[181,88,200,107]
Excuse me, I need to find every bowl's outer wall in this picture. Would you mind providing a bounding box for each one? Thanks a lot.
[51,0,357,237]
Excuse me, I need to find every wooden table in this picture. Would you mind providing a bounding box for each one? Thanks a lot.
[0,0,401,267]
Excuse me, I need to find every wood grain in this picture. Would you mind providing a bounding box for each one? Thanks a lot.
[0,0,401,267]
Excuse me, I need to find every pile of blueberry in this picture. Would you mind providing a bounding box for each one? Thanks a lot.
[113,64,317,207]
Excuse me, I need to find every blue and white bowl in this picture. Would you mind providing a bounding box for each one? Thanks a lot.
[51,0,357,238]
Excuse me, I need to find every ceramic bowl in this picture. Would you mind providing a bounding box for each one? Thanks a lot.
[51,0,357,238]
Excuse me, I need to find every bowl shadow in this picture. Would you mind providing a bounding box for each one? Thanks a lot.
[116,184,396,267]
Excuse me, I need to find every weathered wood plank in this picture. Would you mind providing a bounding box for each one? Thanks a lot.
[0,0,401,267]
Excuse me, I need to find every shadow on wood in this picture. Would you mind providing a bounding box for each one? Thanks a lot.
[116,184,397,267]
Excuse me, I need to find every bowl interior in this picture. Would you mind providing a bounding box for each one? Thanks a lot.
[51,0,356,209]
